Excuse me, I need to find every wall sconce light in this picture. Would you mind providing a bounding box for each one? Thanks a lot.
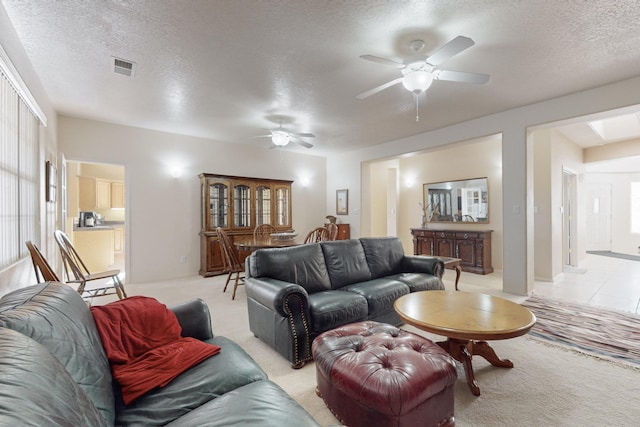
[170,167,182,179]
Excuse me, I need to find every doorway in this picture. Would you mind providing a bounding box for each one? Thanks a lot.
[64,160,126,276]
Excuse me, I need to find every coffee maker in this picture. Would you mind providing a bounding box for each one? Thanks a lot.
[79,211,97,227]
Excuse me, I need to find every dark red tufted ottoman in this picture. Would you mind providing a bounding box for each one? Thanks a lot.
[312,321,457,427]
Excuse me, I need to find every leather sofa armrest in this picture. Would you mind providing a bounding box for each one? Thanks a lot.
[245,277,309,317]
[401,256,445,279]
[169,298,214,341]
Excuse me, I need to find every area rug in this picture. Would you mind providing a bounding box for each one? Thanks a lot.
[586,250,640,261]
[522,294,640,367]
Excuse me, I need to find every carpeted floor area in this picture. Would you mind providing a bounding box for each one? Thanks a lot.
[97,277,640,426]
[522,294,640,367]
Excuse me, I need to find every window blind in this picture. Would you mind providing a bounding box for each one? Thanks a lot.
[0,70,39,270]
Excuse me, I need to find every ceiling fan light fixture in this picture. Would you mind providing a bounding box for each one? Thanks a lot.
[402,70,433,94]
[271,131,290,146]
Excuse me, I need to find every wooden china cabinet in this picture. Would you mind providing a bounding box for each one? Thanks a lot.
[410,228,493,275]
[199,173,293,277]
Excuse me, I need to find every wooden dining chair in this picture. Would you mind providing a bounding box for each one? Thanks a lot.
[216,227,245,300]
[53,230,127,301]
[253,223,276,240]
[325,223,339,241]
[25,241,60,283]
[303,226,329,244]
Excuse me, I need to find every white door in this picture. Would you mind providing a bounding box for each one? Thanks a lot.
[585,183,612,251]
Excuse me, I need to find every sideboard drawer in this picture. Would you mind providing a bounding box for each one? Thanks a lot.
[455,232,479,239]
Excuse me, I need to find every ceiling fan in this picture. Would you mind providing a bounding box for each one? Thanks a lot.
[357,35,490,121]
[255,124,315,149]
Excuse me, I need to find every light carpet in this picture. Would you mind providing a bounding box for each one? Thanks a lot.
[112,277,640,427]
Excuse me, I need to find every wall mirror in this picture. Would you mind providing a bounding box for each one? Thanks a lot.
[423,177,489,223]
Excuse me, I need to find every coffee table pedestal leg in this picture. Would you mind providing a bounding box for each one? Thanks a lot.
[437,338,513,396]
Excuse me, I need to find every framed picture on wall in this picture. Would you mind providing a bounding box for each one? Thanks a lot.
[45,160,56,203]
[336,189,348,215]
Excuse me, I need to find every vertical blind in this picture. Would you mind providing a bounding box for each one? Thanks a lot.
[0,70,39,270]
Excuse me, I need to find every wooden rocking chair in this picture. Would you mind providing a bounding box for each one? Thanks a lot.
[25,241,60,283]
[217,227,245,300]
[53,230,127,301]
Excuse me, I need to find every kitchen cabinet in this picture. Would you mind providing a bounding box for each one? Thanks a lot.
[72,228,115,272]
[411,228,493,274]
[198,173,293,277]
[113,225,124,253]
[96,179,111,209]
[78,177,124,209]
[78,176,97,211]
[111,181,125,208]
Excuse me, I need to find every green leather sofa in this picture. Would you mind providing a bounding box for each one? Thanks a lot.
[0,282,320,426]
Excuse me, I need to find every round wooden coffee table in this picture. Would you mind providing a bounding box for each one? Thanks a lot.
[394,290,536,396]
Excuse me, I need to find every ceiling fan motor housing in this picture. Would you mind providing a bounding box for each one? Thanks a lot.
[401,62,434,93]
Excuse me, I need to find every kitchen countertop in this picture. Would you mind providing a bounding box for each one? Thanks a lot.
[73,221,124,231]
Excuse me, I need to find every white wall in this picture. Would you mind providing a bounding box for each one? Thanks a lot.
[58,116,327,284]
[327,75,640,296]
[368,159,399,236]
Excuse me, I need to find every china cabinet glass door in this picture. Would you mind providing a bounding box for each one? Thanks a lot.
[256,185,271,225]
[275,187,289,226]
[209,182,228,228]
[234,184,251,228]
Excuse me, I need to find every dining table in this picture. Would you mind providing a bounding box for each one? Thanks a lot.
[233,237,301,252]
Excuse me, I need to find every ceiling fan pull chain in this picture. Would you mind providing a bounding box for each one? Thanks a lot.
[415,93,420,122]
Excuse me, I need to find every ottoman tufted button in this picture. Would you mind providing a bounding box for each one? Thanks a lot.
[313,321,457,427]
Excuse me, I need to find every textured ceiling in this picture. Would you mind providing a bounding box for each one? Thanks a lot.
[3,0,640,155]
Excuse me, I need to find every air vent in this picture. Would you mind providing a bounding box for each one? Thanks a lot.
[113,57,136,77]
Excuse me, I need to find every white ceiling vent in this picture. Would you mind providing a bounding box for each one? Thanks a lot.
[113,57,136,77]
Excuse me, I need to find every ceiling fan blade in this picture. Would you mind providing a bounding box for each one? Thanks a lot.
[279,128,315,138]
[426,36,475,66]
[356,77,403,99]
[435,70,490,84]
[253,134,272,138]
[360,55,405,68]
[292,139,314,149]
[291,132,315,138]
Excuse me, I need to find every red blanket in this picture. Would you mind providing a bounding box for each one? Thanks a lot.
[91,296,220,405]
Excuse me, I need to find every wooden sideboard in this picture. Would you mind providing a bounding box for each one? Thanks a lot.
[324,223,350,240]
[410,228,493,275]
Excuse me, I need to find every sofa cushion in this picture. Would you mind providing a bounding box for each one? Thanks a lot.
[0,327,109,427]
[320,240,372,289]
[164,380,321,427]
[0,282,115,425]
[249,244,331,293]
[309,290,368,333]
[359,237,405,278]
[340,278,410,318]
[115,335,268,426]
[387,272,445,292]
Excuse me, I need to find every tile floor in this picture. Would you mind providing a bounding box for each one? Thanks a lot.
[447,252,640,314]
